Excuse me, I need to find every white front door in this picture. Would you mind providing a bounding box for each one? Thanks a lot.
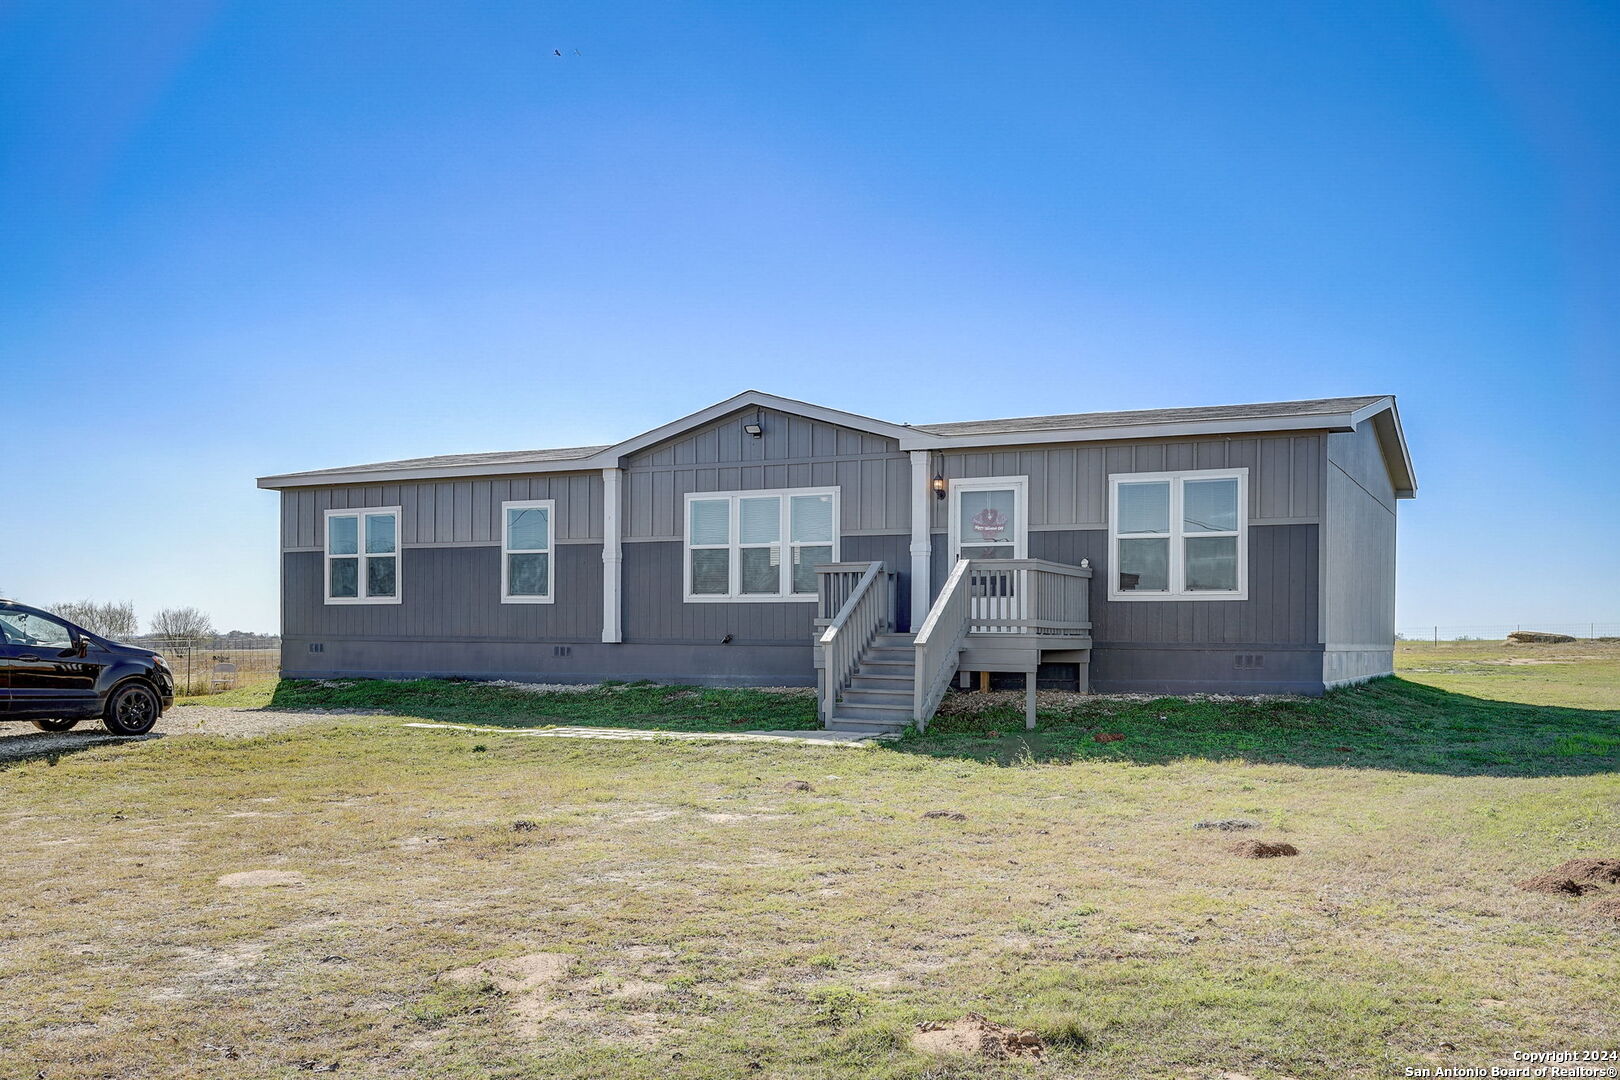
[949,477,1028,632]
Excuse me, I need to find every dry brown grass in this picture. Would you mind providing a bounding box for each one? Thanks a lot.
[1,707,1616,1079]
[166,646,280,697]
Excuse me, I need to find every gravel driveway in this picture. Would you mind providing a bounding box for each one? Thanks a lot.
[0,706,369,765]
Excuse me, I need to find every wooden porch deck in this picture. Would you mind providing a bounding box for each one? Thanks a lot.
[815,557,1093,734]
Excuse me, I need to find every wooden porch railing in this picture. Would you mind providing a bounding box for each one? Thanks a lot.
[815,561,896,726]
[911,559,972,733]
[910,558,1093,731]
[964,558,1093,635]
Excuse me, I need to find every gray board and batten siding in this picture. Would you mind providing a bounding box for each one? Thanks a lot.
[926,434,1328,694]
[271,392,1412,694]
[620,406,913,540]
[1319,419,1399,687]
[282,408,915,684]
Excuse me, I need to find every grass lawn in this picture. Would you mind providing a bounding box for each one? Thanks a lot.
[2,645,1616,1078]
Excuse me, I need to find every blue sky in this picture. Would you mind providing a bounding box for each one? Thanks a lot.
[1,1,1615,633]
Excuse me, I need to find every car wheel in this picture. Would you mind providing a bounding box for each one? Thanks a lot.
[31,718,80,732]
[103,682,161,736]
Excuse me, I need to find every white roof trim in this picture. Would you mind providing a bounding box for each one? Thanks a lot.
[1364,398,1417,498]
[258,458,596,488]
[598,389,941,461]
[897,410,1364,450]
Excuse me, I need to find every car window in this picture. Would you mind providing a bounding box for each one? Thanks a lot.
[0,611,74,650]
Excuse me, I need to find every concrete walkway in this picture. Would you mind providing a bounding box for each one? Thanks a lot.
[401,721,893,746]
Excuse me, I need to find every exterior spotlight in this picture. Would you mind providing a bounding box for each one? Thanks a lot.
[743,420,763,438]
[932,473,947,500]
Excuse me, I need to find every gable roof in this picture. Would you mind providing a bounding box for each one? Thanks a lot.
[259,445,612,485]
[257,390,931,489]
[914,395,1389,437]
[258,390,1414,496]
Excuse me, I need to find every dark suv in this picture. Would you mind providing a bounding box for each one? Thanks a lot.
[0,600,174,735]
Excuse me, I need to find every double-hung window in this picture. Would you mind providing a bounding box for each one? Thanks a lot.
[502,499,555,603]
[325,507,401,604]
[684,488,838,601]
[1108,469,1247,601]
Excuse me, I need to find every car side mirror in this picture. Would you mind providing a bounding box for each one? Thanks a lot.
[73,638,89,658]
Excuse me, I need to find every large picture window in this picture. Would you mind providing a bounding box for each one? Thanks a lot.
[502,500,555,603]
[683,488,838,602]
[1108,469,1247,601]
[325,507,402,604]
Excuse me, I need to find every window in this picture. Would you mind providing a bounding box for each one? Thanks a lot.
[0,610,74,650]
[1108,469,1247,601]
[683,488,838,601]
[325,507,401,604]
[502,499,555,603]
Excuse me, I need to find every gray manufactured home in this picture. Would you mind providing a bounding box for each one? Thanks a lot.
[258,390,1416,733]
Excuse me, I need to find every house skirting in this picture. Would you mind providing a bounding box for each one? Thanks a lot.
[282,637,816,687]
[1322,646,1394,689]
[1088,642,1327,697]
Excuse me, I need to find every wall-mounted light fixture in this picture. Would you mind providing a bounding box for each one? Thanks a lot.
[743,414,763,438]
[932,473,947,500]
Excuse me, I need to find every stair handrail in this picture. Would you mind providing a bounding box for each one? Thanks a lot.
[911,558,973,732]
[816,561,890,727]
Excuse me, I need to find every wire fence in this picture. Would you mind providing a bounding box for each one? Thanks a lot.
[131,635,282,696]
[1396,623,1620,644]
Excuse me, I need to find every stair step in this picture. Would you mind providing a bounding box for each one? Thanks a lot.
[848,676,913,691]
[871,634,916,645]
[834,702,914,722]
[864,649,916,663]
[860,658,916,671]
[827,715,912,734]
[841,688,913,706]
[859,670,915,683]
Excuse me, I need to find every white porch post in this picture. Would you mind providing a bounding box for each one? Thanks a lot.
[909,450,932,632]
[601,467,623,644]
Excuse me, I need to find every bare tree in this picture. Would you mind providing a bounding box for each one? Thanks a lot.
[50,600,139,641]
[150,606,216,648]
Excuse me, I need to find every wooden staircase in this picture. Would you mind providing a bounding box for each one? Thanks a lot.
[824,632,916,735]
[816,557,1094,736]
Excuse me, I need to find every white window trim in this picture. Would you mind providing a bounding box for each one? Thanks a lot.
[947,475,1029,560]
[682,487,840,603]
[1108,468,1248,602]
[323,506,403,605]
[501,499,556,604]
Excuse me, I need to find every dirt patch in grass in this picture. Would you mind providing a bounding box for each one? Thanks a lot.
[216,869,305,887]
[1228,840,1298,858]
[396,835,450,850]
[438,953,675,1045]
[441,952,569,994]
[922,810,967,821]
[440,953,570,1036]
[1589,897,1620,921]
[911,1013,1044,1059]
[1516,858,1620,895]
[1195,818,1261,831]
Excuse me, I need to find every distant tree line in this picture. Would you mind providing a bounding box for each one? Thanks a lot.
[6,596,270,649]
